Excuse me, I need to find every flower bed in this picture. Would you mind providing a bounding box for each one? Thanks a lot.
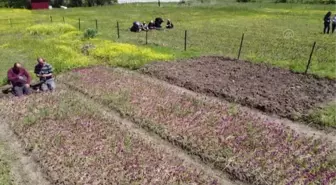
[62,67,336,185]
[0,89,219,184]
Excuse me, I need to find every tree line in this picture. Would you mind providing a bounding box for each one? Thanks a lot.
[236,0,335,3]
[0,0,334,9]
[0,0,117,8]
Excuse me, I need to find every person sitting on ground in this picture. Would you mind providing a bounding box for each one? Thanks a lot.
[154,17,164,29]
[148,20,156,30]
[130,21,142,32]
[34,57,55,92]
[142,21,149,31]
[7,62,31,97]
[166,19,174,29]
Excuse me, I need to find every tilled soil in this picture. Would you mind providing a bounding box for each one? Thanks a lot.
[140,56,336,121]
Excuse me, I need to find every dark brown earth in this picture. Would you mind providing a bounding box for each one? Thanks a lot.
[140,56,336,121]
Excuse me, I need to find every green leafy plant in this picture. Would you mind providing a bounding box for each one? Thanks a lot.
[83,28,97,39]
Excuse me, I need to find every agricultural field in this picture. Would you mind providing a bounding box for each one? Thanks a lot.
[59,67,336,184]
[0,2,335,185]
[140,56,336,127]
[0,2,336,80]
[0,87,231,184]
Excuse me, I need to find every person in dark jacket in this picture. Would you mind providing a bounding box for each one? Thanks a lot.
[323,11,331,34]
[148,20,156,30]
[166,19,174,29]
[332,14,336,33]
[7,63,31,96]
[130,21,142,32]
[154,17,164,29]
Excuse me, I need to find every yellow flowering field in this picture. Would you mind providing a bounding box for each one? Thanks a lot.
[90,40,173,69]
[0,20,175,83]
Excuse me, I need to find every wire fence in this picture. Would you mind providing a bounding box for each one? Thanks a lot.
[0,15,334,77]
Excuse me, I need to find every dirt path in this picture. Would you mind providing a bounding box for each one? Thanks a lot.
[63,82,246,185]
[0,122,50,185]
[123,68,336,145]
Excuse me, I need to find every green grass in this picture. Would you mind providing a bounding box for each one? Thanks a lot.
[38,3,336,77]
[0,3,335,81]
[307,101,336,127]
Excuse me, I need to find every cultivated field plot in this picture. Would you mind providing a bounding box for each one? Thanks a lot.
[61,67,336,185]
[0,88,222,185]
[140,56,336,126]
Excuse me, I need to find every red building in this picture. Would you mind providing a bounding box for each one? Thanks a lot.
[31,0,49,9]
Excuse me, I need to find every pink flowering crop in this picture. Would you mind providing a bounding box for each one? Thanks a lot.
[0,89,219,184]
[62,67,336,185]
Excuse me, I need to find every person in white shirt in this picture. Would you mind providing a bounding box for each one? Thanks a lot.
[332,14,336,34]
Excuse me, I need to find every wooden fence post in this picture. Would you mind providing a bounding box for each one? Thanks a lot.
[145,30,148,44]
[237,33,245,59]
[184,30,187,51]
[95,19,98,32]
[304,41,316,74]
[117,21,120,38]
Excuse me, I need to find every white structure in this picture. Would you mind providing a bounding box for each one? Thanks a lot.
[118,0,181,3]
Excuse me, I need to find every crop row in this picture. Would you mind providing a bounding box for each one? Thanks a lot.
[62,67,336,185]
[0,88,219,184]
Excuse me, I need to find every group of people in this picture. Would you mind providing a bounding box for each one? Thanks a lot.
[323,11,336,34]
[6,57,55,97]
[130,17,174,32]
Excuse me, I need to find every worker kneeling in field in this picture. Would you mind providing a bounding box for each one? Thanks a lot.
[148,20,156,30]
[7,62,31,97]
[154,17,164,29]
[166,19,174,29]
[142,21,149,31]
[130,21,142,32]
[34,57,55,92]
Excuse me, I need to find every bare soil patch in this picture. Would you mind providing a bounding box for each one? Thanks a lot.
[140,56,336,122]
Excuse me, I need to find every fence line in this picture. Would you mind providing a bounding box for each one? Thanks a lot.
[0,16,332,75]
